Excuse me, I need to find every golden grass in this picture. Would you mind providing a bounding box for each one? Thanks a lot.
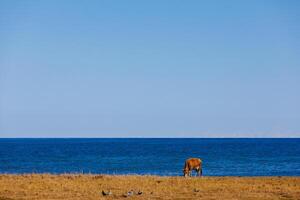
[0,174,299,200]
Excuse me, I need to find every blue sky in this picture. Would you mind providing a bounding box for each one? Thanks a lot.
[0,0,299,137]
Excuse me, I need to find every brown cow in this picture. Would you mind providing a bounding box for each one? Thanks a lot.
[183,158,202,177]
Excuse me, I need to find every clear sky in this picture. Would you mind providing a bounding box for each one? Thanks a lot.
[0,0,299,138]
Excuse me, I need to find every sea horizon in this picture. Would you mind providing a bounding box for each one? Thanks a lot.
[1,137,300,139]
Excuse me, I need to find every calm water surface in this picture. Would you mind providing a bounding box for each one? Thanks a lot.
[0,138,299,176]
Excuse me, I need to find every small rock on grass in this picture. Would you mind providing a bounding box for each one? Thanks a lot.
[122,190,134,198]
[102,190,112,196]
[127,190,134,196]
[122,190,143,197]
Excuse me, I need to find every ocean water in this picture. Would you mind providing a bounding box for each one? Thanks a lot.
[0,138,299,176]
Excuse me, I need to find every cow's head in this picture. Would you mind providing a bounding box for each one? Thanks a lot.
[183,168,189,177]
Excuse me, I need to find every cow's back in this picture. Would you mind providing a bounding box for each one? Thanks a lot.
[186,158,202,168]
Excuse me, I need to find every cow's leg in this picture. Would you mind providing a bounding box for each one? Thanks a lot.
[196,167,202,177]
[197,169,200,176]
[194,166,199,177]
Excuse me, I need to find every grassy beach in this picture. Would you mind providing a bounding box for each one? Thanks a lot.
[0,174,299,200]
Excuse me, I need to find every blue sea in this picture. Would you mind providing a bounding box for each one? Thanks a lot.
[0,138,299,176]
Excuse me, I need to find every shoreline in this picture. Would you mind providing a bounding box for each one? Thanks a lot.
[0,173,299,177]
[0,174,299,199]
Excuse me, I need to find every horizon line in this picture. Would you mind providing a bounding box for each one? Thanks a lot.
[0,137,299,139]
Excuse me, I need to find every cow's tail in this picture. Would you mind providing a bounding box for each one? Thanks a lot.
[199,159,203,176]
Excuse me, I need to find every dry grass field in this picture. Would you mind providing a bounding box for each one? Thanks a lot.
[0,174,299,200]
